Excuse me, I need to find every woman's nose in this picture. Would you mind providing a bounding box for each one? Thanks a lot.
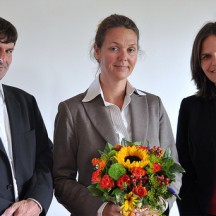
[212,53,216,65]
[118,50,128,61]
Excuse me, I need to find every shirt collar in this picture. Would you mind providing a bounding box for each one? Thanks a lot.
[82,75,145,103]
[0,81,5,102]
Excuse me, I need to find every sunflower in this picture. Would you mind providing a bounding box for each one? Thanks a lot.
[121,192,138,212]
[115,146,149,169]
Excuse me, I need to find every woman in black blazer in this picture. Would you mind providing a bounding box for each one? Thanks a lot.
[176,22,216,216]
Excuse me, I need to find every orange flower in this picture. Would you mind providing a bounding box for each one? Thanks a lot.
[91,169,101,183]
[114,144,122,151]
[130,167,146,178]
[92,158,100,166]
[132,185,148,198]
[92,158,106,171]
[100,174,114,189]
[117,174,130,190]
[153,163,162,172]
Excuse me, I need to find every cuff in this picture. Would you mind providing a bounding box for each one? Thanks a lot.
[97,202,108,216]
[27,198,43,213]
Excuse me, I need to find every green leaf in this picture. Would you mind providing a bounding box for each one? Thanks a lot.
[111,188,125,205]
[104,143,114,153]
[164,148,171,158]
[88,185,103,197]
[170,163,185,173]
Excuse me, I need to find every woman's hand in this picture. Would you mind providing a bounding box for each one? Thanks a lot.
[102,202,122,216]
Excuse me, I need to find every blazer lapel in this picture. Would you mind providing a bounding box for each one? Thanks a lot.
[130,93,148,144]
[82,95,118,145]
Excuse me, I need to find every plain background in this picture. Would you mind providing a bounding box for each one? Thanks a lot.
[1,1,216,215]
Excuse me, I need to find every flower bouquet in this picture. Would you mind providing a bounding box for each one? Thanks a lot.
[88,140,184,216]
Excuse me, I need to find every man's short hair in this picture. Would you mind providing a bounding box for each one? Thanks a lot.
[0,17,18,44]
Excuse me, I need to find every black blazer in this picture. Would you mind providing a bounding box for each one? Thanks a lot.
[176,95,216,215]
[0,85,53,215]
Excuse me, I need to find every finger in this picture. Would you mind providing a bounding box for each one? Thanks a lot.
[2,203,19,216]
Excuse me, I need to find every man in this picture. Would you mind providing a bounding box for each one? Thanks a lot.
[0,17,53,216]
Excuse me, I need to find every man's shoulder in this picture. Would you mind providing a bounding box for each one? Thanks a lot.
[3,84,33,98]
[3,84,35,104]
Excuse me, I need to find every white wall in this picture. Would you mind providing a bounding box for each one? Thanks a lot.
[1,1,216,215]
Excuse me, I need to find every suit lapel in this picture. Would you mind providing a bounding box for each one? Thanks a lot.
[0,137,7,155]
[3,85,22,169]
[82,95,118,145]
[130,93,148,144]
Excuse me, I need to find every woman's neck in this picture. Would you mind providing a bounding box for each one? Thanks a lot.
[99,77,127,109]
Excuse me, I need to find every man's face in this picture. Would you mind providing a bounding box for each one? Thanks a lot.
[0,41,14,80]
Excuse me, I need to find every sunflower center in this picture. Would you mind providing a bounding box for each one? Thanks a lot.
[125,156,141,163]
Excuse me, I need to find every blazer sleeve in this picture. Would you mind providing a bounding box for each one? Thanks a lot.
[176,98,199,211]
[158,97,182,209]
[22,97,53,215]
[53,102,103,216]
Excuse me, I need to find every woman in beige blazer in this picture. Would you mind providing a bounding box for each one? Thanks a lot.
[53,14,181,216]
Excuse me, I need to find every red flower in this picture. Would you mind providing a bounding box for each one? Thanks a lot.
[91,169,101,183]
[117,174,130,190]
[113,144,122,151]
[92,158,106,171]
[132,185,148,198]
[153,163,162,172]
[100,174,114,189]
[130,167,146,178]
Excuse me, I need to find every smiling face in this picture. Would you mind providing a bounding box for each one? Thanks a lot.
[200,35,216,85]
[94,27,138,84]
[0,41,14,80]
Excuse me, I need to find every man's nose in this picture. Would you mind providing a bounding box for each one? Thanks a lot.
[0,51,6,63]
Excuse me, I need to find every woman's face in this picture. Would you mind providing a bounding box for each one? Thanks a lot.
[200,34,216,85]
[94,27,138,83]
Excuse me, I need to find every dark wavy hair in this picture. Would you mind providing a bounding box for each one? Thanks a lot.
[191,22,216,99]
[0,17,18,44]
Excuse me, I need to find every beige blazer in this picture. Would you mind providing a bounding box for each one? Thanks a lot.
[53,90,181,216]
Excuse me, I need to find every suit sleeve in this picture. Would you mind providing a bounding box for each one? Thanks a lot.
[53,102,103,216]
[23,97,53,215]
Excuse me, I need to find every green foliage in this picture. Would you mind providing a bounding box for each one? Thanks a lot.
[108,163,126,180]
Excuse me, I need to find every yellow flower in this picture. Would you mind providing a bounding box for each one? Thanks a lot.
[115,146,149,169]
[121,192,138,212]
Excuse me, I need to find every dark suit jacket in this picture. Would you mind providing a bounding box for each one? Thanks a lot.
[53,90,182,216]
[0,85,53,215]
[176,95,216,215]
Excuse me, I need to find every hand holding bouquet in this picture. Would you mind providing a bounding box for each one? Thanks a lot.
[88,140,184,216]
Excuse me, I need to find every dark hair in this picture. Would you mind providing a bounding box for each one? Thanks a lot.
[191,22,216,99]
[0,17,18,44]
[94,14,139,50]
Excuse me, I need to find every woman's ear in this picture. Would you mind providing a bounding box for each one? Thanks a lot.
[94,43,100,62]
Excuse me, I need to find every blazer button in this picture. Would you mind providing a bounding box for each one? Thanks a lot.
[6,184,13,190]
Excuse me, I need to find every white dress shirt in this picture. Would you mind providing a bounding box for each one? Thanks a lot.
[0,81,19,201]
[0,81,42,211]
[82,75,145,215]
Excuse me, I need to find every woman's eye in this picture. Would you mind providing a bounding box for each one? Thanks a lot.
[110,47,118,52]
[201,54,211,60]
[128,48,136,54]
